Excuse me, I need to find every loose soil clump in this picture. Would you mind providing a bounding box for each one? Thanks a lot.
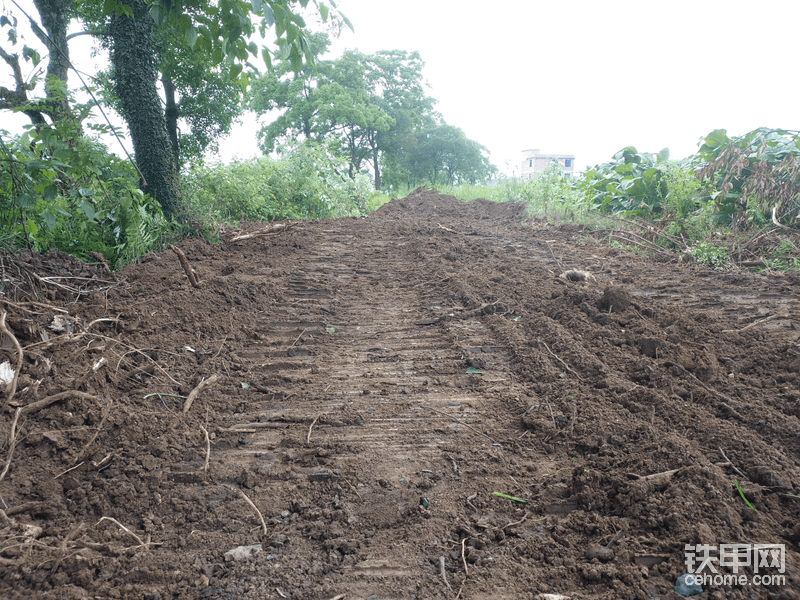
[0,187,799,599]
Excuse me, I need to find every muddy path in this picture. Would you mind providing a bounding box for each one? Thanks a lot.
[0,187,799,599]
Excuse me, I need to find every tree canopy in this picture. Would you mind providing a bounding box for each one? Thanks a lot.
[251,41,496,190]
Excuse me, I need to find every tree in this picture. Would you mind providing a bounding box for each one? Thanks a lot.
[253,46,434,189]
[92,0,341,216]
[0,1,79,132]
[107,0,179,217]
[250,32,333,153]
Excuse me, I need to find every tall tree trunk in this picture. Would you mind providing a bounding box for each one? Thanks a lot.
[162,75,180,171]
[29,0,80,134]
[109,1,179,218]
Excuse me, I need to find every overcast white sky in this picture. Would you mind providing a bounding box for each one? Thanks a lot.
[4,0,799,178]
[306,0,799,175]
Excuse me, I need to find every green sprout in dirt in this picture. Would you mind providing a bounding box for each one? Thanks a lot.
[493,491,527,503]
[734,479,756,510]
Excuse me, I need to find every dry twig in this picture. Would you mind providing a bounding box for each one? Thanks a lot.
[223,485,268,536]
[540,339,582,381]
[721,313,793,333]
[289,328,307,349]
[97,516,147,547]
[200,425,211,475]
[183,374,220,414]
[307,413,321,445]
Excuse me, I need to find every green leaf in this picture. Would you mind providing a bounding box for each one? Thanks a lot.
[319,2,329,21]
[79,199,96,221]
[25,159,48,171]
[262,5,275,26]
[327,327,335,333]
[185,25,198,49]
[466,367,483,374]
[251,0,263,13]
[103,0,117,18]
[43,209,56,230]
[43,183,58,202]
[78,187,95,197]
[21,46,41,65]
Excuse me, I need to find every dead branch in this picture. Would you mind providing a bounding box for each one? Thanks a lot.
[437,223,459,234]
[182,374,220,414]
[718,448,745,478]
[228,221,296,242]
[0,309,23,405]
[223,485,268,536]
[0,298,69,314]
[421,405,498,444]
[73,400,112,464]
[461,538,468,575]
[289,328,307,349]
[169,245,201,288]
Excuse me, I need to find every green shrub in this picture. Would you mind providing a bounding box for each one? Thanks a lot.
[183,142,371,222]
[0,124,170,269]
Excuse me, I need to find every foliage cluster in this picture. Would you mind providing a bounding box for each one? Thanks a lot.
[0,122,171,269]
[250,38,497,191]
[695,128,800,227]
[182,142,372,223]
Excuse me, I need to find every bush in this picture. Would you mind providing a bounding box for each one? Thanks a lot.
[0,125,170,269]
[183,142,371,222]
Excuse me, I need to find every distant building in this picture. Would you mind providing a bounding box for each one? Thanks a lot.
[521,149,576,179]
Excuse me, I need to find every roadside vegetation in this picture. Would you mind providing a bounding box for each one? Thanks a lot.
[0,2,798,272]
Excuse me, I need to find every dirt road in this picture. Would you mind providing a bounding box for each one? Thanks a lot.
[1,188,799,599]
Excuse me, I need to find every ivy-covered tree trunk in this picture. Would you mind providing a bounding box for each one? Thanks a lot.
[109,0,178,218]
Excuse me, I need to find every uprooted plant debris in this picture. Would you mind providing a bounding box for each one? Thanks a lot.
[0,188,799,599]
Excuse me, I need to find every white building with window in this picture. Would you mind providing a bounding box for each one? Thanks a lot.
[521,149,576,178]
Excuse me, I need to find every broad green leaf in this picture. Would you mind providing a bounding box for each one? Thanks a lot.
[17,193,33,208]
[466,367,483,374]
[262,5,275,26]
[79,199,96,221]
[78,187,95,197]
[43,209,55,230]
[22,46,41,65]
[185,25,197,49]
[43,183,58,202]
[25,219,37,236]
[319,2,329,21]
[251,0,263,13]
[238,71,250,92]
[25,159,47,171]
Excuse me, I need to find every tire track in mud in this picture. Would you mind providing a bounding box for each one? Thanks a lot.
[220,220,530,594]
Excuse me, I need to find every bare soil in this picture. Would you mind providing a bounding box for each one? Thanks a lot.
[1,187,799,600]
